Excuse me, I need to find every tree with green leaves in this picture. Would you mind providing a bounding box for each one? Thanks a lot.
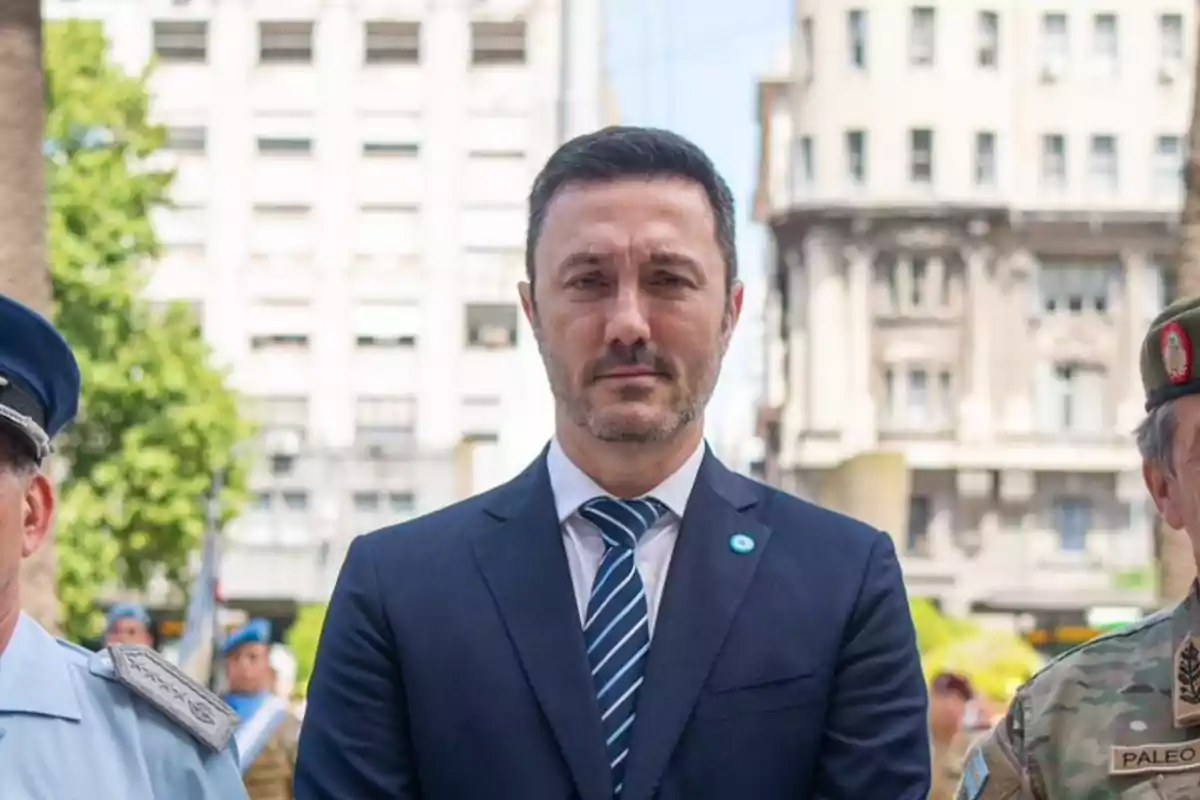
[45,20,253,641]
[285,603,328,698]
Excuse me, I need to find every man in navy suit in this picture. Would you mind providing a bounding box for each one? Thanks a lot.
[294,126,930,799]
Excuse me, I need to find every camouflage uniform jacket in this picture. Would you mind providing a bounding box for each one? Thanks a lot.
[244,712,301,800]
[956,593,1200,799]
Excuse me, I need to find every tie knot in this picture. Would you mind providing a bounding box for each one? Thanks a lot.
[579,496,668,550]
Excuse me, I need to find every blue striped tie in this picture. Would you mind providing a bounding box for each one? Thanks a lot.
[579,496,668,796]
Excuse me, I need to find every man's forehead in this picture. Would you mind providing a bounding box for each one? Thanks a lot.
[541,178,714,232]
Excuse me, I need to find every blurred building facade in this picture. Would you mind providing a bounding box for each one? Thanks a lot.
[46,0,605,616]
[755,0,1193,630]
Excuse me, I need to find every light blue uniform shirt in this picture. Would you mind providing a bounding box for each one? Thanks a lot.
[0,612,248,799]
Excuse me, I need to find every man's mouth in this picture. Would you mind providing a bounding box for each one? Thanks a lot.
[597,367,661,379]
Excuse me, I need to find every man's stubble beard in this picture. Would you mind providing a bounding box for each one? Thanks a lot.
[531,312,730,445]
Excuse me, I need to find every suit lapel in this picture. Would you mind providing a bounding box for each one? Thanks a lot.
[620,452,770,800]
[471,453,612,800]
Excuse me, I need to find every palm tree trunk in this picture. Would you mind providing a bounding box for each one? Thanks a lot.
[0,0,59,634]
[1157,9,1200,607]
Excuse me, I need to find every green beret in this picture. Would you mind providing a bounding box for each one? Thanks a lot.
[1142,294,1200,411]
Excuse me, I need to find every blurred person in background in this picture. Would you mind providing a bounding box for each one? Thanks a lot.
[223,618,300,800]
[296,126,929,800]
[957,296,1200,798]
[928,673,977,800]
[103,600,153,646]
[0,294,245,798]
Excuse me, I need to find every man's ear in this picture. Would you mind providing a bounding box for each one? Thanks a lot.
[21,471,54,558]
[1144,459,1186,531]
[519,280,535,327]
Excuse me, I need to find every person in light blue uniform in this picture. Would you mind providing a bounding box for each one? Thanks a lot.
[104,601,153,646]
[221,618,300,799]
[0,294,247,799]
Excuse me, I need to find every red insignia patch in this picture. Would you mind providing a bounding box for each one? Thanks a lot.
[1162,321,1193,386]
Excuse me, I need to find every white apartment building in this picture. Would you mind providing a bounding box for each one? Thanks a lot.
[755,0,1193,639]
[47,0,605,623]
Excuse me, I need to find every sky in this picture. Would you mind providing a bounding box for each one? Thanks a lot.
[603,0,793,462]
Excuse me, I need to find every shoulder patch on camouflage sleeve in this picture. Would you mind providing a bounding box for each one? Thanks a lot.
[107,644,238,752]
[962,748,989,798]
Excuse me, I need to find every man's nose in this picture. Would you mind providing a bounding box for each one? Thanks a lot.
[604,284,651,346]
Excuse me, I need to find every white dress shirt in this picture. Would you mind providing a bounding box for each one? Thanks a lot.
[546,437,706,635]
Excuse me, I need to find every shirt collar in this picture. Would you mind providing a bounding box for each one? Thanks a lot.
[546,436,706,523]
[0,612,83,720]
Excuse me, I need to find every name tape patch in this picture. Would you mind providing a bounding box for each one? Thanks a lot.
[1109,739,1200,776]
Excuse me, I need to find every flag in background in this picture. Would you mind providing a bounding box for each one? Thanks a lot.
[177,472,225,687]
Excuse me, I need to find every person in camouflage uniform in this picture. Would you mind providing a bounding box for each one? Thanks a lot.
[956,295,1200,799]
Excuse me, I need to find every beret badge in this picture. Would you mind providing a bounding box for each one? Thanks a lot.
[1162,321,1193,386]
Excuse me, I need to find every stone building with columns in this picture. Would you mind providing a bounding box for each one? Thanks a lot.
[752,0,1193,634]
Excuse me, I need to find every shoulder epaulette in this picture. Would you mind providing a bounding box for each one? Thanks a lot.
[107,644,238,752]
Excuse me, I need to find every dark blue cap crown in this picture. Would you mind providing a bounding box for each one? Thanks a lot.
[0,294,80,462]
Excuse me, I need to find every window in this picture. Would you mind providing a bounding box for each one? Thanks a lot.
[356,205,420,256]
[845,130,866,184]
[352,492,380,513]
[470,21,526,65]
[909,7,935,66]
[906,495,932,556]
[883,367,896,416]
[1160,14,1184,69]
[353,301,419,349]
[257,394,308,476]
[796,136,814,187]
[907,368,929,427]
[1092,14,1118,77]
[1041,13,1068,75]
[354,491,416,514]
[938,369,954,421]
[152,21,207,63]
[974,131,996,187]
[465,304,518,348]
[250,333,309,350]
[281,491,310,511]
[362,141,419,157]
[1143,261,1177,319]
[1038,260,1114,314]
[1154,135,1182,196]
[909,128,933,183]
[354,396,417,455]
[1047,363,1106,434]
[166,126,206,154]
[977,11,999,68]
[801,17,815,78]
[847,10,867,68]
[256,137,313,155]
[1160,263,1179,310]
[462,395,502,441]
[910,256,927,306]
[1041,134,1066,188]
[363,21,420,64]
[1089,134,1118,192]
[259,22,314,64]
[1053,498,1092,552]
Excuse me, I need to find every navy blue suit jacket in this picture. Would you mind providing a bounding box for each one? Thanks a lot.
[294,450,930,799]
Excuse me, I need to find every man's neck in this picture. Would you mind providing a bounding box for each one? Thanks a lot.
[0,595,20,660]
[556,421,703,498]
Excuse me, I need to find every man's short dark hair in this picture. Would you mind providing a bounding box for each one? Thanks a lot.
[525,126,738,293]
[0,425,37,475]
